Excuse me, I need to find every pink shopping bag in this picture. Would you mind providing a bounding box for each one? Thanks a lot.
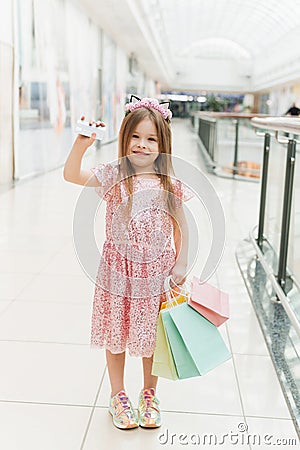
[188,276,229,327]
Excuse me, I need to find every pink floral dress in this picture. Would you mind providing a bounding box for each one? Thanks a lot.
[90,162,193,357]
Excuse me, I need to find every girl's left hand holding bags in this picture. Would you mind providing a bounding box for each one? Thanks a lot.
[170,261,187,285]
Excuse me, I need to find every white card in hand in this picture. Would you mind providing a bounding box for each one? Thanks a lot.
[75,119,106,140]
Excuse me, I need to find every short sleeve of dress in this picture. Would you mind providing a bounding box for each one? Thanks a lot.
[90,163,119,200]
[172,179,195,208]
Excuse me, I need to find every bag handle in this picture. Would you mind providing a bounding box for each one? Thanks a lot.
[164,275,189,305]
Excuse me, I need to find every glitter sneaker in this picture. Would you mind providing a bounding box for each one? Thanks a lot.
[109,390,138,429]
[138,388,161,428]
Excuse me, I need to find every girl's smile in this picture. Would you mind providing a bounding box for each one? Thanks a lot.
[132,149,151,156]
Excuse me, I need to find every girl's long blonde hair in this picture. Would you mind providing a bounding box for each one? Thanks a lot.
[117,107,176,216]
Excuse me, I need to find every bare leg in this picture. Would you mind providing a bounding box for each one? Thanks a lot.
[106,350,126,397]
[142,355,158,390]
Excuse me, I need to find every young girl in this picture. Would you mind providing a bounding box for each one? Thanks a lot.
[63,97,193,430]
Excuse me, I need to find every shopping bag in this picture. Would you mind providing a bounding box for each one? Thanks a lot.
[162,302,231,378]
[161,308,200,379]
[152,276,231,380]
[188,276,229,327]
[152,313,178,380]
[152,276,189,379]
[158,275,231,378]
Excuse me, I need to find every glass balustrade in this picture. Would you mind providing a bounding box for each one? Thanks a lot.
[192,112,267,180]
[235,117,300,435]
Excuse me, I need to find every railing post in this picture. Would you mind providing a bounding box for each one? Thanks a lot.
[277,139,296,291]
[209,125,212,159]
[198,118,202,143]
[257,133,271,248]
[233,119,239,175]
[209,120,216,160]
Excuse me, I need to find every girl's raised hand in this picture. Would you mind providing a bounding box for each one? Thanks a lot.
[75,116,106,149]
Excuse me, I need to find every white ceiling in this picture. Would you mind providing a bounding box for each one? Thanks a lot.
[79,0,300,92]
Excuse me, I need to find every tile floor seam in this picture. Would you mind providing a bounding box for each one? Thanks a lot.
[4,272,42,300]
[232,353,295,420]
[230,352,273,357]
[0,270,50,275]
[93,407,300,422]
[0,338,269,355]
[93,405,247,417]
[0,300,14,318]
[244,414,297,421]
[27,242,71,276]
[0,339,90,346]
[0,298,92,304]
[7,300,94,306]
[0,399,95,408]
[80,365,107,450]
[223,314,249,429]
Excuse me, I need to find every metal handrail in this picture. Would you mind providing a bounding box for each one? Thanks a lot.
[194,115,217,123]
[251,116,300,135]
[191,111,269,119]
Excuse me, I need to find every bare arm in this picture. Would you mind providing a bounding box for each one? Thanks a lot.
[63,119,105,186]
[171,205,189,284]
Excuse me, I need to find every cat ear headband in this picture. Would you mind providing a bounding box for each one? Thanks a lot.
[125,95,172,122]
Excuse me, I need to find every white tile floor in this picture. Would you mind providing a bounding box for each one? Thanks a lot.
[0,119,299,449]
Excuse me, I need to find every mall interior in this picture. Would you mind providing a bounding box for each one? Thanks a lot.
[1,0,300,449]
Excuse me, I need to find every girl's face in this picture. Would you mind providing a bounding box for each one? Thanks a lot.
[127,118,159,171]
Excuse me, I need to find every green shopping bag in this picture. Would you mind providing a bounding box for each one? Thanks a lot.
[161,309,200,379]
[151,312,178,380]
[163,302,231,378]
